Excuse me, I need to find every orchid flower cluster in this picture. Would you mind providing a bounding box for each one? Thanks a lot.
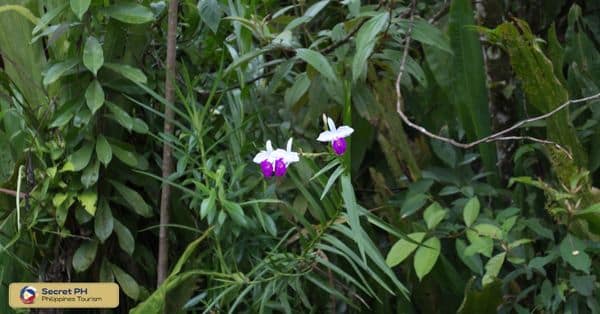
[253,115,354,178]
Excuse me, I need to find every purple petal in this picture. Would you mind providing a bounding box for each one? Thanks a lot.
[274,159,287,177]
[260,160,274,177]
[332,137,347,155]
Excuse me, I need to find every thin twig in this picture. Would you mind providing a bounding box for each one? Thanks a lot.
[394,1,600,158]
[0,188,27,198]
[428,3,450,24]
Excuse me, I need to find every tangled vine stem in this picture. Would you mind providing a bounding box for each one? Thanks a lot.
[395,0,600,159]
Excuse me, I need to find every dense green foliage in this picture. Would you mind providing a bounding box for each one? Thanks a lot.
[0,0,599,313]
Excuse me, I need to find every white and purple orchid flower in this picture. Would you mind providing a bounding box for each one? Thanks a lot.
[317,115,354,155]
[253,138,299,178]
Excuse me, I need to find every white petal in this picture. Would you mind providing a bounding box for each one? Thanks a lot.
[266,140,273,152]
[253,151,269,163]
[286,138,294,152]
[317,131,337,142]
[273,149,299,164]
[333,125,354,138]
[327,117,336,131]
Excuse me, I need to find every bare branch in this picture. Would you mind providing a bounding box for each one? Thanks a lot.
[395,1,600,156]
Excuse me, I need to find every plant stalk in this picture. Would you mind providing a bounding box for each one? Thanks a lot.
[157,0,179,286]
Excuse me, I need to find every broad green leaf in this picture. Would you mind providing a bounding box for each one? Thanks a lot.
[400,193,428,218]
[109,142,138,167]
[95,135,112,166]
[99,258,114,282]
[109,180,153,217]
[0,134,15,184]
[399,19,452,54]
[85,80,105,114]
[104,3,154,24]
[482,252,505,286]
[83,36,103,75]
[352,13,388,82]
[296,48,337,82]
[68,141,94,172]
[0,4,39,24]
[70,0,92,20]
[569,274,595,297]
[106,101,133,130]
[463,197,480,227]
[132,118,149,134]
[49,99,80,128]
[284,72,310,107]
[43,59,78,85]
[104,63,147,83]
[111,263,140,300]
[413,237,441,280]
[70,0,91,20]
[200,190,216,219]
[94,200,114,242]
[559,234,591,273]
[81,158,99,188]
[456,239,483,274]
[386,232,426,267]
[431,139,457,168]
[53,193,75,227]
[114,219,134,255]
[33,3,68,34]
[448,0,497,180]
[72,241,98,272]
[473,223,503,239]
[222,200,246,227]
[78,188,97,216]
[198,0,223,33]
[423,202,447,230]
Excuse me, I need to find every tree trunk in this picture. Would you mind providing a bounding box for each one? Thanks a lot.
[157,0,179,286]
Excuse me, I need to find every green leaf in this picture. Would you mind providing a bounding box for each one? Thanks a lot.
[399,19,452,54]
[200,190,216,219]
[53,193,75,227]
[109,142,138,167]
[473,223,502,239]
[111,263,140,300]
[457,278,502,314]
[78,188,97,216]
[340,174,366,260]
[104,3,154,24]
[482,252,505,286]
[448,0,497,180]
[103,63,147,83]
[132,118,149,134]
[83,36,103,75]
[463,197,480,227]
[68,141,94,172]
[43,59,78,85]
[284,72,310,107]
[400,193,428,218]
[94,200,114,243]
[70,0,91,20]
[296,48,337,82]
[99,258,114,282]
[85,80,105,114]
[413,237,441,280]
[198,0,223,33]
[559,234,591,273]
[423,202,447,230]
[0,134,15,184]
[95,135,112,166]
[49,99,80,128]
[81,158,99,188]
[456,239,483,274]
[352,13,388,82]
[109,180,153,217]
[431,139,457,168]
[222,200,246,227]
[569,274,595,297]
[284,0,329,31]
[72,240,98,272]
[386,232,426,267]
[114,219,135,255]
[320,165,344,200]
[106,101,133,130]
